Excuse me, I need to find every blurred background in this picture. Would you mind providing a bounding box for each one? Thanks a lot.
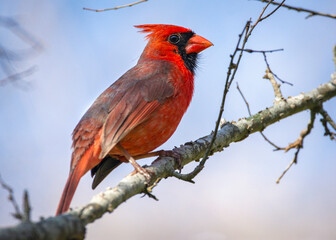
[1,0,336,239]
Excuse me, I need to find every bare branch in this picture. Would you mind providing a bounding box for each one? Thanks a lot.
[0,16,42,89]
[319,107,336,140]
[0,174,32,223]
[0,17,43,52]
[0,174,23,221]
[236,82,283,150]
[172,170,198,184]
[333,45,336,71]
[83,0,148,12]
[283,110,317,153]
[236,82,252,116]
[263,52,293,86]
[320,117,336,141]
[256,0,336,20]
[263,68,284,101]
[0,66,36,89]
[240,47,293,86]
[319,107,336,131]
[238,48,284,54]
[258,0,286,22]
[276,109,317,183]
[276,148,300,184]
[23,190,31,222]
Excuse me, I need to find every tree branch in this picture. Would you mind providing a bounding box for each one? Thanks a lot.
[83,0,148,12]
[256,0,336,20]
[264,68,284,101]
[319,106,336,140]
[236,82,283,150]
[276,108,318,183]
[319,107,336,132]
[0,16,42,89]
[239,47,293,86]
[1,72,335,240]
[0,174,22,221]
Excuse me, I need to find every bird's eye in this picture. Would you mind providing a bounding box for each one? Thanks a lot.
[168,34,181,44]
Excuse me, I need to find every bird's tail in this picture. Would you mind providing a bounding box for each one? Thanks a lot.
[56,134,103,215]
[55,166,83,215]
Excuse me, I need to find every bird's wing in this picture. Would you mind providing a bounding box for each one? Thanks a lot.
[70,61,175,172]
[99,62,175,158]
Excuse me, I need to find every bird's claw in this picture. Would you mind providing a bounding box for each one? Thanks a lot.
[131,167,153,184]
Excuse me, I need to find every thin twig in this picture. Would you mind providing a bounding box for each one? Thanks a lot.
[0,16,42,89]
[0,174,23,220]
[276,109,317,183]
[263,52,293,86]
[238,48,284,53]
[320,117,336,140]
[319,107,336,140]
[0,17,43,52]
[239,47,293,86]
[276,148,300,184]
[263,68,284,101]
[173,0,286,183]
[333,46,336,70]
[238,47,292,86]
[172,171,197,184]
[284,110,317,153]
[259,0,286,22]
[22,190,31,222]
[236,82,283,150]
[236,83,252,116]
[319,107,336,131]
[256,0,336,20]
[83,0,148,12]
[0,66,36,88]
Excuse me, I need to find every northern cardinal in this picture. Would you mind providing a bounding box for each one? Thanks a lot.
[56,24,212,215]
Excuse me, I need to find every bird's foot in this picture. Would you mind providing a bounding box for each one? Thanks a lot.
[130,165,153,184]
[116,143,154,183]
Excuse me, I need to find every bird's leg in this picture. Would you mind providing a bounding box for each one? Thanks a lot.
[116,143,152,182]
[134,150,182,170]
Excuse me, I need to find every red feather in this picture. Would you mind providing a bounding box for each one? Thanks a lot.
[56,24,212,215]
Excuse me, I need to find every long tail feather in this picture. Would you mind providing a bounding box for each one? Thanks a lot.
[55,167,83,215]
[56,132,102,215]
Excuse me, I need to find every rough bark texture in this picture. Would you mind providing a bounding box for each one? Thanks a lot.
[0,215,85,240]
[1,76,335,240]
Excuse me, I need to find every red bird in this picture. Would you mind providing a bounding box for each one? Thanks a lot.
[56,24,212,215]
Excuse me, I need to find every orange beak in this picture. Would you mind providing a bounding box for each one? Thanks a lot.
[185,34,213,54]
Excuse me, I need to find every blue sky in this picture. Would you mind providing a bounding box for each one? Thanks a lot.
[1,0,336,239]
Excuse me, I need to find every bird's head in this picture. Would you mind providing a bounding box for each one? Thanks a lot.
[135,24,213,73]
